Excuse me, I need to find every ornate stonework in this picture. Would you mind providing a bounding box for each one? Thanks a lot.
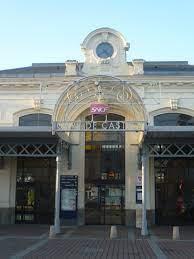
[81,27,133,76]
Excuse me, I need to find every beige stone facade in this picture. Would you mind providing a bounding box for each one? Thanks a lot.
[0,28,194,227]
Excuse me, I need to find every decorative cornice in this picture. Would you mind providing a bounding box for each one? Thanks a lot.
[0,78,194,89]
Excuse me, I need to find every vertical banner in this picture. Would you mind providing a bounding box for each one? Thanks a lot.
[60,175,78,218]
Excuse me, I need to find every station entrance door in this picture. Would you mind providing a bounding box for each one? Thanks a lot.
[85,114,125,225]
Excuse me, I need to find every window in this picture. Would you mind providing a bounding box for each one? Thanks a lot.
[154,113,194,126]
[19,114,52,126]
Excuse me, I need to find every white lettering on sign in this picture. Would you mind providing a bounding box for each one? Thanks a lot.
[84,121,123,130]
[53,120,145,132]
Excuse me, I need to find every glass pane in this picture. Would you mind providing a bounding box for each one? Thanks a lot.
[155,158,194,225]
[85,113,125,225]
[19,113,52,126]
[154,113,194,126]
[15,157,56,224]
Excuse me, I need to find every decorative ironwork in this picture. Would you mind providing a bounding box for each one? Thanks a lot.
[53,120,145,132]
[0,143,57,157]
[64,76,136,105]
[148,143,194,157]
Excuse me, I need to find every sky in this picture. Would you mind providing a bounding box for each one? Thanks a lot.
[0,0,194,70]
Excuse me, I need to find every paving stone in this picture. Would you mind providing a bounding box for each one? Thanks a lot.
[0,224,49,237]
[2,225,194,258]
[0,238,38,259]
[23,239,156,259]
[158,240,194,258]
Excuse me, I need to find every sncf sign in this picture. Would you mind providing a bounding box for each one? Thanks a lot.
[90,103,109,115]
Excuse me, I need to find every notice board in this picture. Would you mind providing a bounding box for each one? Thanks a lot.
[136,186,142,204]
[60,175,78,218]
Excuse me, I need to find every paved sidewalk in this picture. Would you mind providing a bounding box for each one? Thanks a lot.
[23,239,157,259]
[0,225,49,237]
[158,240,194,258]
[0,238,39,259]
[1,225,194,258]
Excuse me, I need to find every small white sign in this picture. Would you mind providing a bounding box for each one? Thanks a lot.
[136,175,142,186]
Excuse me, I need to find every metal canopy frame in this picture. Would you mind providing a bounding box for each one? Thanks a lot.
[0,143,58,157]
[148,143,194,158]
[0,127,71,157]
[145,126,194,158]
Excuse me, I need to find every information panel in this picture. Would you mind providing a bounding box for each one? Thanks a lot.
[136,186,142,204]
[60,175,78,218]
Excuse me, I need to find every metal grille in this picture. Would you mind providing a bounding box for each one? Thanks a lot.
[0,143,57,157]
[148,143,194,157]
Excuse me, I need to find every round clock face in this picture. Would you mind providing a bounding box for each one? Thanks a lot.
[96,42,114,59]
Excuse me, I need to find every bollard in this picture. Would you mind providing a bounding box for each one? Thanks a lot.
[49,225,56,239]
[110,225,118,239]
[172,226,180,240]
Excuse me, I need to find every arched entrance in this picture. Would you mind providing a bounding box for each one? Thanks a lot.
[85,113,125,224]
[53,75,147,227]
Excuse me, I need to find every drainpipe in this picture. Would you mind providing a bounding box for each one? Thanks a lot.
[141,145,148,235]
[54,142,62,234]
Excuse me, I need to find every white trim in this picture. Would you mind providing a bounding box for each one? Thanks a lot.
[81,27,129,50]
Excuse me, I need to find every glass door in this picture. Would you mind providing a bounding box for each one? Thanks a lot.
[15,158,56,224]
[102,185,125,225]
[85,113,125,225]
[16,183,35,223]
[85,184,125,225]
[155,158,194,225]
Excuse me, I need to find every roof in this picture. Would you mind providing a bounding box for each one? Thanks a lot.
[144,61,194,75]
[0,61,194,78]
[0,126,71,144]
[144,126,194,143]
[0,63,66,78]
[0,126,57,143]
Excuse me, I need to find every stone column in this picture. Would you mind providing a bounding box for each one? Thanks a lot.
[141,145,148,235]
[125,132,139,227]
[54,143,62,234]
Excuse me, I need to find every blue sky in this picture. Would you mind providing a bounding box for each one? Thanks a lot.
[0,0,194,70]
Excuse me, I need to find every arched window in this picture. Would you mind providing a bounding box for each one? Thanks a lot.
[19,113,52,126]
[154,113,194,126]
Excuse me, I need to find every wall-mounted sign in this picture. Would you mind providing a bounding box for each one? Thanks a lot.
[60,175,78,218]
[53,120,145,132]
[136,175,142,186]
[90,103,109,115]
[136,186,142,204]
[136,174,142,204]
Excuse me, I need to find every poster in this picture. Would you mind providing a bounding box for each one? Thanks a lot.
[61,189,77,211]
[60,175,78,218]
[137,191,142,201]
[136,186,142,204]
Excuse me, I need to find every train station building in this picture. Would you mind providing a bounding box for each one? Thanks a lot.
[0,28,194,234]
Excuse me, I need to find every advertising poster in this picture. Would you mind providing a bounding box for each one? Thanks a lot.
[60,175,78,218]
[136,174,142,204]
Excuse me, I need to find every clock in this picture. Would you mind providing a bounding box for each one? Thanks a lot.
[96,42,114,59]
